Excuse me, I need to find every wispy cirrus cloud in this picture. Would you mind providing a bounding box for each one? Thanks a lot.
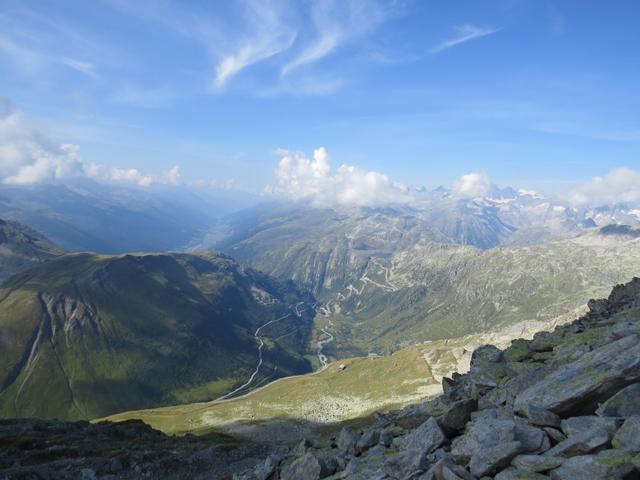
[111,0,391,91]
[0,8,105,79]
[0,32,97,78]
[281,0,387,76]
[430,24,501,54]
[214,0,297,88]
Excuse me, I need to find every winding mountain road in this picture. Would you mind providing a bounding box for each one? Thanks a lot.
[214,302,306,401]
[316,326,334,370]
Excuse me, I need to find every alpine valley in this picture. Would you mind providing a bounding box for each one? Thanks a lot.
[2,180,640,480]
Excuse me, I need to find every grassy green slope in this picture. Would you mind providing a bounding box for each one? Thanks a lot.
[102,310,568,443]
[0,252,314,421]
[103,346,441,440]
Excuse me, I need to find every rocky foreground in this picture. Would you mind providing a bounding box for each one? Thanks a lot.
[3,278,640,480]
[237,277,640,479]
[0,419,274,479]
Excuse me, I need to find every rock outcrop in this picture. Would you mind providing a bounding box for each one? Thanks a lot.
[235,277,640,479]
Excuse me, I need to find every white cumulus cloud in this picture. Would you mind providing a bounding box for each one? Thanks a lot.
[0,103,182,188]
[453,172,493,198]
[110,168,153,187]
[0,109,85,184]
[569,167,640,207]
[164,165,182,185]
[266,147,412,207]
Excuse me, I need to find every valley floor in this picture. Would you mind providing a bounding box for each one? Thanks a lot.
[102,305,582,444]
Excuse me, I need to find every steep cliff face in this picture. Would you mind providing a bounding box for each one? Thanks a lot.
[219,206,449,297]
[0,252,315,421]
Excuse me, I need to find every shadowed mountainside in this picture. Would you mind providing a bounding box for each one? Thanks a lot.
[0,252,315,421]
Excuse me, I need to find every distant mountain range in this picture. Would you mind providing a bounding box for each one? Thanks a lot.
[0,180,257,253]
[198,185,640,256]
[211,210,640,357]
[2,180,639,255]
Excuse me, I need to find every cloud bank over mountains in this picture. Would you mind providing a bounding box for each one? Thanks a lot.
[2,104,638,211]
[569,167,640,207]
[0,105,181,187]
[266,146,640,210]
[452,172,493,198]
[266,147,412,207]
[0,109,85,185]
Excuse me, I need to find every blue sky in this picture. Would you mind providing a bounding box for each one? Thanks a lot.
[1,0,639,195]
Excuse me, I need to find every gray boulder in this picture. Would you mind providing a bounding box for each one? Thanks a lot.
[469,440,523,477]
[280,453,320,480]
[424,459,473,480]
[544,428,610,458]
[495,469,550,479]
[254,455,277,480]
[612,415,640,452]
[451,409,549,462]
[404,417,447,454]
[560,416,619,437]
[337,427,358,456]
[81,469,97,480]
[514,335,640,416]
[519,405,561,428]
[280,452,328,480]
[379,426,395,447]
[596,383,640,418]
[543,427,566,445]
[511,454,564,472]
[549,449,636,479]
[503,339,532,362]
[438,399,476,436]
[356,428,380,454]
[479,364,555,411]
[402,417,447,471]
[293,438,312,457]
[469,345,509,390]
